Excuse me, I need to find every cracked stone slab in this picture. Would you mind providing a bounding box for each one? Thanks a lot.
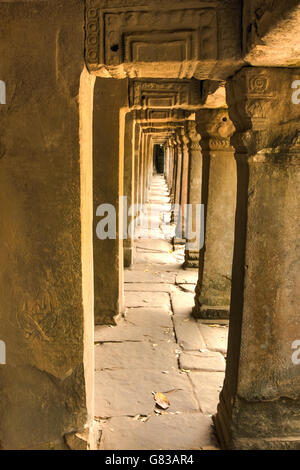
[178,284,196,293]
[125,291,171,309]
[124,269,176,284]
[95,308,175,344]
[99,413,218,450]
[173,316,206,351]
[135,239,171,253]
[171,292,195,317]
[134,252,179,265]
[124,283,178,293]
[130,263,182,272]
[197,323,228,354]
[176,271,199,284]
[95,341,178,371]
[95,369,199,417]
[179,351,226,372]
[188,372,225,415]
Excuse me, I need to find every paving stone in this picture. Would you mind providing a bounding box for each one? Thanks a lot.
[99,413,218,450]
[171,292,195,317]
[188,372,225,415]
[95,369,199,417]
[197,323,228,354]
[135,239,171,253]
[124,282,178,293]
[179,351,226,372]
[125,291,171,309]
[178,284,196,293]
[95,341,178,371]
[124,269,176,284]
[95,308,175,344]
[134,251,178,265]
[131,263,182,272]
[176,271,199,284]
[173,317,206,351]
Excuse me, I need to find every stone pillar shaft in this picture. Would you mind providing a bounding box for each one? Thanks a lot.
[180,130,190,237]
[215,67,300,450]
[184,121,202,268]
[123,111,135,268]
[93,78,128,325]
[193,109,236,319]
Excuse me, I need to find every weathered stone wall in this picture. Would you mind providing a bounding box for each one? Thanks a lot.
[0,0,93,449]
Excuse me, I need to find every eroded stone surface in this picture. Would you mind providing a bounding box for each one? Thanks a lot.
[95,341,178,371]
[95,369,199,417]
[180,351,225,372]
[176,271,199,284]
[198,323,228,354]
[188,372,225,415]
[171,292,195,317]
[100,413,218,450]
[173,317,206,351]
[95,309,175,344]
[124,270,176,283]
[125,291,171,309]
[125,282,178,293]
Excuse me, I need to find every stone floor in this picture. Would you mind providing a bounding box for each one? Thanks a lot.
[94,174,228,450]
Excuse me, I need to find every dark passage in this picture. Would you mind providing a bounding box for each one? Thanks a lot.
[154,144,164,174]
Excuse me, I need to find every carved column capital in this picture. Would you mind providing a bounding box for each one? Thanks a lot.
[226,67,300,156]
[181,129,190,151]
[196,108,235,151]
[186,121,201,151]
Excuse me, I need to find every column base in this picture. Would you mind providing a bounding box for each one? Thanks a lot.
[172,237,186,247]
[124,246,134,268]
[193,304,229,319]
[214,388,300,450]
[183,250,199,268]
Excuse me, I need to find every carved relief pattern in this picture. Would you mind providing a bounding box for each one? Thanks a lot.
[86,1,218,73]
[129,80,200,109]
[17,291,59,343]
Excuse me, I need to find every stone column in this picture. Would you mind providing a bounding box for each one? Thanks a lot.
[180,129,190,237]
[184,121,202,268]
[174,131,183,208]
[123,111,135,268]
[164,143,170,184]
[173,130,185,242]
[169,137,177,205]
[140,132,146,205]
[215,67,300,450]
[93,78,128,325]
[145,134,153,201]
[169,140,175,191]
[134,123,142,212]
[193,108,236,319]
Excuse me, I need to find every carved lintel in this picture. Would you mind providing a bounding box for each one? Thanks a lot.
[129,79,201,109]
[85,1,219,78]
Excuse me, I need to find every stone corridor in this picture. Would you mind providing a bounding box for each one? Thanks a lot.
[1,0,300,451]
[94,175,228,450]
